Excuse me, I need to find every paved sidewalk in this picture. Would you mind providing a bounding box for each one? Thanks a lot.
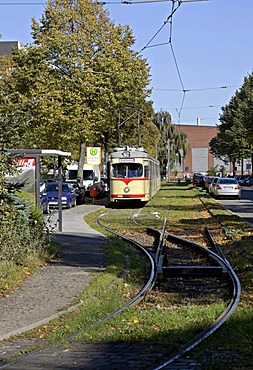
[0,202,199,370]
[0,204,107,341]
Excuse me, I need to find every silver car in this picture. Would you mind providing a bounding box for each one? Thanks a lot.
[209,177,241,199]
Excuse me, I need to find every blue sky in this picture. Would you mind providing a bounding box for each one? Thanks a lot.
[0,0,253,126]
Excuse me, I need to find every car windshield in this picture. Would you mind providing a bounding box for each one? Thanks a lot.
[47,183,69,192]
[68,170,93,180]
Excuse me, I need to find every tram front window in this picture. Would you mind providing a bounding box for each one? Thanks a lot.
[112,164,143,178]
[112,164,126,178]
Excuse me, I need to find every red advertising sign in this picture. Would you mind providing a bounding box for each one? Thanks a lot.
[16,158,36,168]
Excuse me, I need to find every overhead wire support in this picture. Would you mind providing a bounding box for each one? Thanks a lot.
[0,2,45,4]
[138,0,181,54]
[134,0,209,123]
[136,0,188,122]
[169,43,185,92]
[168,3,186,122]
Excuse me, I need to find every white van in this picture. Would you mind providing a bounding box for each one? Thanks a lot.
[66,161,101,191]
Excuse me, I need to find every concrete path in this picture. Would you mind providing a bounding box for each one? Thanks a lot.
[0,204,107,341]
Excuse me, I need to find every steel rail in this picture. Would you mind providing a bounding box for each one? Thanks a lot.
[155,205,170,265]
[153,231,241,370]
[103,203,241,369]
[96,212,157,293]
[0,211,157,369]
[197,196,229,261]
[1,206,240,369]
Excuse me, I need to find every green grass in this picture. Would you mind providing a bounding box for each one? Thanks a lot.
[3,181,253,368]
[17,233,149,344]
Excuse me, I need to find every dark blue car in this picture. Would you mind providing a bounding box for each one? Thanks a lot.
[46,182,77,209]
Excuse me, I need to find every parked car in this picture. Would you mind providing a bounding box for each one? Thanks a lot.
[236,175,249,186]
[209,177,241,199]
[67,181,86,205]
[46,182,77,209]
[245,176,253,186]
[203,176,215,193]
[192,173,204,187]
[208,177,219,197]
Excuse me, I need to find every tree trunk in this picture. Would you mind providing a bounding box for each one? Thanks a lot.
[232,160,236,177]
[77,142,86,182]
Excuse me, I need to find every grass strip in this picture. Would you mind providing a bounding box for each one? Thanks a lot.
[2,182,253,368]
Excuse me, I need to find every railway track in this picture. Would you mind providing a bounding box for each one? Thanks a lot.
[0,199,241,369]
[97,203,241,369]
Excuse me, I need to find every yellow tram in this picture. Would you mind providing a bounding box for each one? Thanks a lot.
[108,146,161,203]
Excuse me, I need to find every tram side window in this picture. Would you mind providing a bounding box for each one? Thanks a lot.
[144,165,149,178]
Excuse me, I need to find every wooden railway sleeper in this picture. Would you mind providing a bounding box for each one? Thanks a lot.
[162,265,227,277]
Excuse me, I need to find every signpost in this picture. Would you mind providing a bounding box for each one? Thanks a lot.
[87,147,101,165]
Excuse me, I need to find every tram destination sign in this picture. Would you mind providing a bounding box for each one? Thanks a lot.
[119,158,135,163]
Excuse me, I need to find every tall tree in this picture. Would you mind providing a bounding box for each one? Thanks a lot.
[0,0,152,161]
[153,110,189,176]
[210,83,253,175]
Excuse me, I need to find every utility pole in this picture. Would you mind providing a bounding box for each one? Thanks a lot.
[167,139,170,182]
[118,109,121,146]
[117,107,139,147]
[138,110,141,147]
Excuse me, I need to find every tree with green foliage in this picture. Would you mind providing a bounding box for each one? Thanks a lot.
[0,54,53,276]
[210,79,253,175]
[0,0,152,164]
[153,110,189,177]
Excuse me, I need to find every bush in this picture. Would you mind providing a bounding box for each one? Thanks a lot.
[0,153,56,292]
[0,194,53,263]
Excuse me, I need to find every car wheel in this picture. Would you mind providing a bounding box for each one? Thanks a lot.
[72,198,76,207]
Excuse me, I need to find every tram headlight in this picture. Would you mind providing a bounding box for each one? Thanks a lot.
[124,186,130,193]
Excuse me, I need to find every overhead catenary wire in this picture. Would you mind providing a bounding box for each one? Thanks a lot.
[137,1,188,122]
[138,0,181,54]
[0,2,45,4]
[0,0,184,5]
[0,0,234,123]
[153,84,240,92]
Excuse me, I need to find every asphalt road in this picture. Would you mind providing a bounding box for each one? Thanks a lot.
[218,187,253,226]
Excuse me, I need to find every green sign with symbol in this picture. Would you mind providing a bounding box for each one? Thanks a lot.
[90,148,98,156]
[87,147,101,165]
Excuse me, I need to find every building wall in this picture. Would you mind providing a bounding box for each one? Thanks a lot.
[175,124,222,175]
[0,41,20,56]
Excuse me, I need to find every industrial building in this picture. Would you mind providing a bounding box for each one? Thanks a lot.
[0,41,20,56]
[174,123,231,176]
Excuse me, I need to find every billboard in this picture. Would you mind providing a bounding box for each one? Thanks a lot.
[16,157,36,170]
